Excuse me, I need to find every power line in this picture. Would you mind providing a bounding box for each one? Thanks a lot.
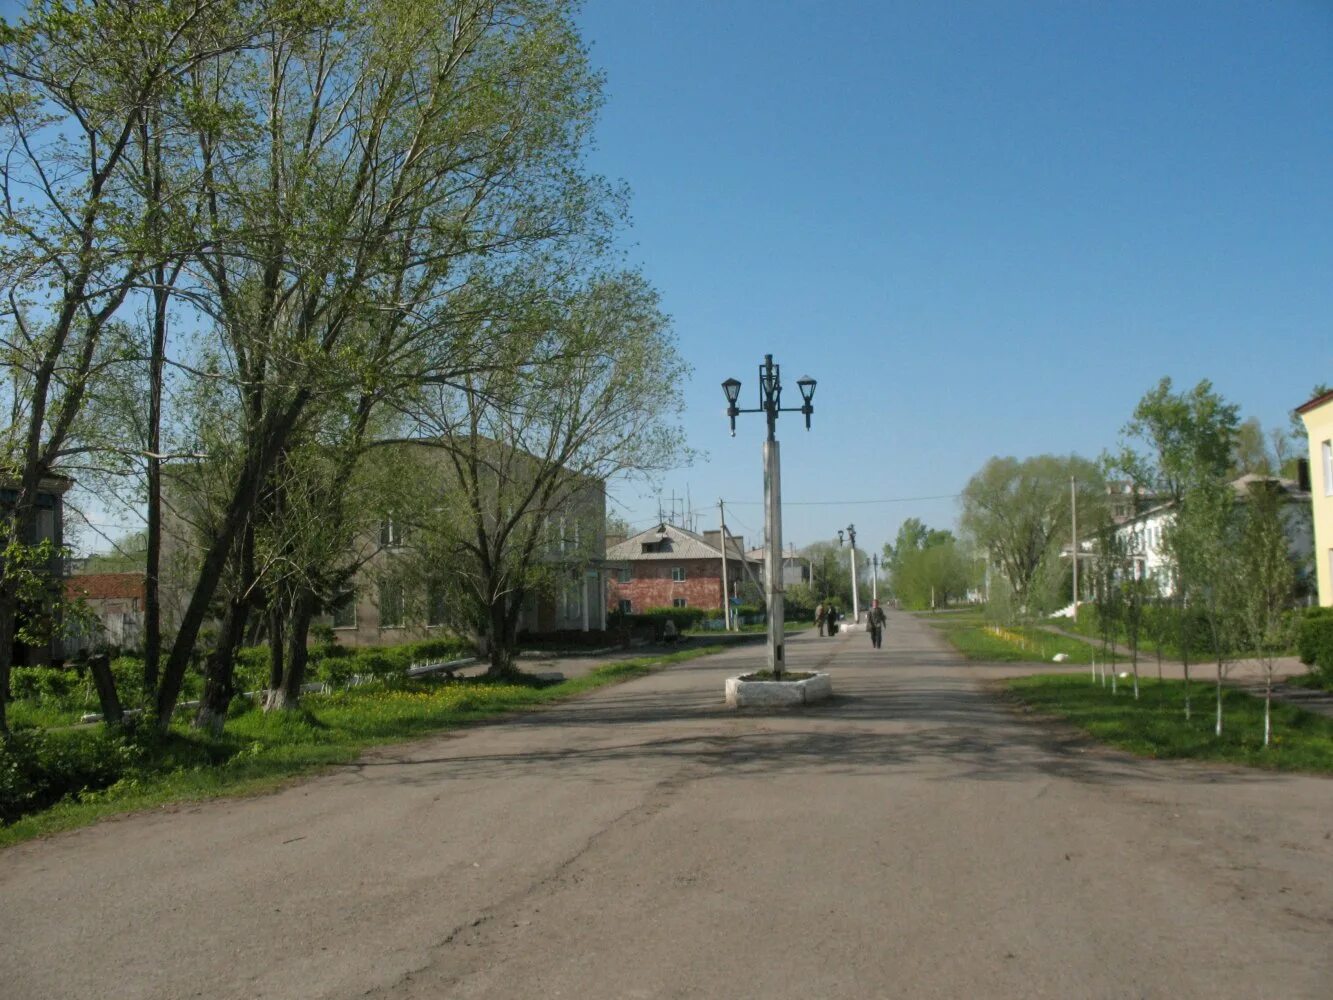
[722,493,961,507]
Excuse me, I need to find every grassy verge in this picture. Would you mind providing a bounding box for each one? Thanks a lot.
[1005,674,1333,772]
[0,644,727,849]
[928,614,1099,664]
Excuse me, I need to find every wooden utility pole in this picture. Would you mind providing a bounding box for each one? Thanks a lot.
[719,499,733,631]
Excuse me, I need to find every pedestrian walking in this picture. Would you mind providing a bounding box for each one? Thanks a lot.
[867,598,886,649]
[827,606,839,636]
[815,602,826,636]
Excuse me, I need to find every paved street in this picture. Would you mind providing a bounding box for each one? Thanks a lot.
[3,610,1331,999]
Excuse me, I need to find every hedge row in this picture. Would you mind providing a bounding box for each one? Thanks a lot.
[1297,607,1333,681]
[9,637,478,716]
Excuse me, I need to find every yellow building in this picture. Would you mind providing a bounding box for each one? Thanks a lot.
[1298,388,1333,605]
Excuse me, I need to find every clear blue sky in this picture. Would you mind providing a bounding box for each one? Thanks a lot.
[580,0,1333,555]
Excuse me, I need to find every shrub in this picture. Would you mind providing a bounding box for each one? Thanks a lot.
[233,646,272,693]
[639,605,709,630]
[408,637,474,662]
[10,667,77,703]
[1297,608,1333,680]
[0,726,149,825]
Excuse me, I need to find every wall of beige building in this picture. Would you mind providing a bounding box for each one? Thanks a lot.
[1301,394,1333,606]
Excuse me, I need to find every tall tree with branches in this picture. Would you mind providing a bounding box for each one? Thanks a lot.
[153,0,618,726]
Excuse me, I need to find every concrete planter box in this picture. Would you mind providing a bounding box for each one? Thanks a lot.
[725,671,832,709]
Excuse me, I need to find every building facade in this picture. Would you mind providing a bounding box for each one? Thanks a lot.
[606,523,759,615]
[317,442,611,646]
[1298,388,1333,605]
[1112,474,1314,597]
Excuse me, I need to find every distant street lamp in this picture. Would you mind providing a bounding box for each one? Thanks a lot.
[838,523,860,622]
[871,553,880,602]
[722,355,816,678]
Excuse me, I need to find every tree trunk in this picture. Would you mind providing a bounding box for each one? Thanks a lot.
[157,417,293,723]
[88,653,124,725]
[485,597,519,677]
[1264,668,1272,748]
[269,589,314,711]
[0,598,14,735]
[266,602,285,694]
[1215,661,1224,737]
[193,590,250,735]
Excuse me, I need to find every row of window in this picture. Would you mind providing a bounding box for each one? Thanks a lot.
[329,582,447,630]
[333,573,589,630]
[615,567,687,583]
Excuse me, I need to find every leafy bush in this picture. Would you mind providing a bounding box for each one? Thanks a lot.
[1297,608,1333,681]
[233,646,273,693]
[9,667,77,703]
[408,637,474,661]
[0,726,148,825]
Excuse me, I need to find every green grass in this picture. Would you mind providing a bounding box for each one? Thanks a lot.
[1005,674,1333,772]
[0,644,728,848]
[1287,670,1333,692]
[929,616,1099,664]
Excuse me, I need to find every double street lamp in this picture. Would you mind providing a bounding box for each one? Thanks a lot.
[837,523,860,622]
[722,355,816,678]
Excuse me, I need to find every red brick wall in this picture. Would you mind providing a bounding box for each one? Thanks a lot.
[608,559,732,612]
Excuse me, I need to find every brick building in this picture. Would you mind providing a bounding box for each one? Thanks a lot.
[606,523,760,615]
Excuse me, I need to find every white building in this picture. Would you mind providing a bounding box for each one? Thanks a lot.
[1112,475,1314,597]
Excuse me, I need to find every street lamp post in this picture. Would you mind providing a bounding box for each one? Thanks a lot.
[871,553,879,602]
[723,355,816,679]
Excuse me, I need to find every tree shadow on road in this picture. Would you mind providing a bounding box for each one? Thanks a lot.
[341,656,1277,792]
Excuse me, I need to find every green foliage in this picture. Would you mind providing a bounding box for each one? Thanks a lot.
[1,643,729,842]
[891,535,976,610]
[1296,608,1333,681]
[0,727,151,825]
[1006,674,1333,772]
[637,606,709,630]
[929,612,1097,664]
[960,454,1105,613]
[1115,376,1240,503]
[9,667,76,703]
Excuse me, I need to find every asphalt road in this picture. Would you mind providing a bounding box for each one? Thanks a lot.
[3,611,1331,999]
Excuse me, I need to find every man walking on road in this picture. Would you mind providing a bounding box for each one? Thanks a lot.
[867,598,886,649]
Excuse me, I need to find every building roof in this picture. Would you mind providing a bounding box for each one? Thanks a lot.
[1295,388,1333,415]
[66,573,145,602]
[1115,474,1310,529]
[606,523,755,563]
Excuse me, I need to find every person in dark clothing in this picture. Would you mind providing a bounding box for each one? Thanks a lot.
[867,598,887,649]
[826,606,839,635]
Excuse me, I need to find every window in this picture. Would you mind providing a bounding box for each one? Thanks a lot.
[618,599,632,615]
[617,567,632,584]
[380,517,404,548]
[672,598,687,608]
[35,507,55,543]
[1323,440,1333,496]
[426,584,447,628]
[671,567,686,582]
[564,571,582,619]
[331,593,356,630]
[378,581,404,628]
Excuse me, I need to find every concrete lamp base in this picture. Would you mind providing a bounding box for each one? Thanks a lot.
[725,672,832,709]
